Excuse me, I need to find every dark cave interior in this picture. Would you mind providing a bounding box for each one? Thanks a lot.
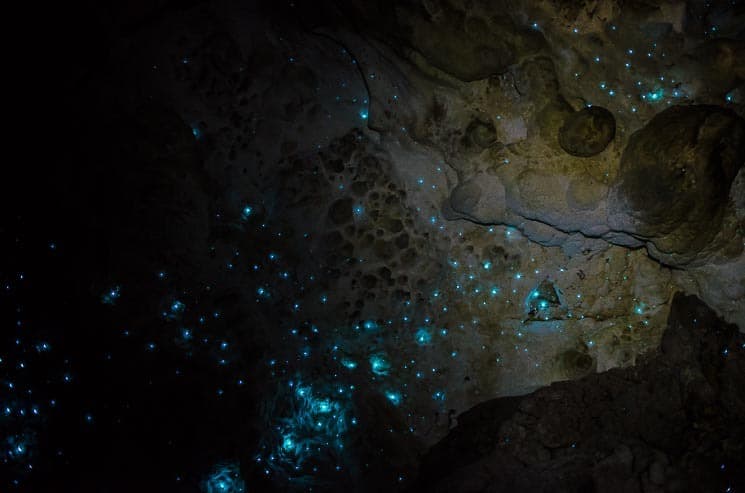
[4,0,745,491]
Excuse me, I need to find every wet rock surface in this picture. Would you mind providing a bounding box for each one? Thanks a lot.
[415,294,745,492]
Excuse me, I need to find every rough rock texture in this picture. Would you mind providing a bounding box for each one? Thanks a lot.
[392,1,546,82]
[609,105,745,266]
[329,0,745,328]
[39,0,745,489]
[414,294,745,492]
[558,106,616,157]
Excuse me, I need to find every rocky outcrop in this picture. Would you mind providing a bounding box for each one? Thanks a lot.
[392,2,546,82]
[327,0,745,328]
[414,294,745,492]
[609,105,745,266]
[296,0,745,337]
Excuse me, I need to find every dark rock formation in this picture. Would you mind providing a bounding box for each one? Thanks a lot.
[466,119,498,149]
[329,198,355,225]
[609,105,745,264]
[675,40,745,101]
[558,106,616,157]
[414,293,745,492]
[392,2,545,82]
[559,348,595,380]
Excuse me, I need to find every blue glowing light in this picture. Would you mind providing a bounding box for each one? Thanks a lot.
[202,462,245,493]
[524,280,563,319]
[353,204,364,216]
[8,437,26,458]
[644,88,664,101]
[260,380,353,483]
[6,434,31,460]
[340,358,358,370]
[369,353,391,376]
[101,286,121,305]
[282,435,295,452]
[241,205,253,220]
[359,109,368,120]
[164,300,185,320]
[415,327,432,346]
[385,390,402,406]
[313,399,333,414]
